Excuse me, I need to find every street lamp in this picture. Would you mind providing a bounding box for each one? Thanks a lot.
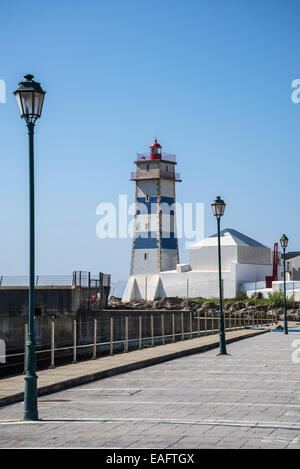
[211,196,227,355]
[280,234,289,335]
[14,75,45,421]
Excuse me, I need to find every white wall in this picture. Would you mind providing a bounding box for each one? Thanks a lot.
[189,246,237,271]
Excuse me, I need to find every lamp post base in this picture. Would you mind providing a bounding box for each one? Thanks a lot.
[23,373,38,421]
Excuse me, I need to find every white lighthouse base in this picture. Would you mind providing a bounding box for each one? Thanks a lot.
[122,275,161,302]
[122,262,273,302]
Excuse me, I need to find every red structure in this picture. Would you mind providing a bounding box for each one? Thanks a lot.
[265,243,279,288]
[150,139,162,160]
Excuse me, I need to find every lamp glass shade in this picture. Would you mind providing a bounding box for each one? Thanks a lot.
[14,75,45,123]
[280,234,288,249]
[211,196,226,217]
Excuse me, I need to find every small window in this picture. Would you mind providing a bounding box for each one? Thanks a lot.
[145,195,149,202]
[145,223,149,230]
[34,306,43,316]
[144,253,148,260]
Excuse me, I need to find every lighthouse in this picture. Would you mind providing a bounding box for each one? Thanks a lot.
[123,139,181,301]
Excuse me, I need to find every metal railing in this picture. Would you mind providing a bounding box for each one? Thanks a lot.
[0,310,276,374]
[136,152,176,163]
[0,271,111,288]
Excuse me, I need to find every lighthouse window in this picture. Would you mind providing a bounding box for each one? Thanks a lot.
[144,253,148,260]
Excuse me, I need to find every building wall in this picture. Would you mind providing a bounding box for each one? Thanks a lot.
[189,246,238,271]
[288,255,300,280]
[237,246,271,265]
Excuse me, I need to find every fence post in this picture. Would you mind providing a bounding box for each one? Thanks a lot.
[161,314,165,344]
[24,323,28,374]
[197,312,200,337]
[50,319,55,368]
[110,317,114,355]
[92,318,97,360]
[190,312,193,339]
[73,319,77,364]
[151,314,154,347]
[172,313,175,342]
[205,311,207,335]
[139,315,142,350]
[125,316,128,352]
[181,312,184,340]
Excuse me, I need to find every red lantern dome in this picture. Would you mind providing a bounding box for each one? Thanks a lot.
[150,139,162,160]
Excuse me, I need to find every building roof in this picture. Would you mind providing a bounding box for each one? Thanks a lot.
[189,228,267,249]
[285,251,300,260]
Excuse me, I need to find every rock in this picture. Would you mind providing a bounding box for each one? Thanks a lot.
[163,297,183,305]
[202,301,218,310]
[233,301,246,310]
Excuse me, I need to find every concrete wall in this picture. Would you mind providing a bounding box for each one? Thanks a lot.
[0,285,110,316]
[237,246,271,265]
[0,287,81,315]
[189,246,237,271]
[287,256,300,280]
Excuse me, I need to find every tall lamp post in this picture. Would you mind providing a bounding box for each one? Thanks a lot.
[280,234,289,335]
[211,196,227,355]
[14,75,45,421]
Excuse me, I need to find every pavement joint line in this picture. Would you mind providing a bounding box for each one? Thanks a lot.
[1,417,300,431]
[0,329,267,408]
[107,377,300,383]
[132,370,298,375]
[66,388,300,394]
[33,400,300,408]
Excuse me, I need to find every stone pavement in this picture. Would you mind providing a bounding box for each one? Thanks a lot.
[0,328,264,407]
[1,330,300,449]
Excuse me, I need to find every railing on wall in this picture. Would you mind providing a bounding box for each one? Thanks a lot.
[0,271,111,288]
[136,152,176,163]
[0,310,275,375]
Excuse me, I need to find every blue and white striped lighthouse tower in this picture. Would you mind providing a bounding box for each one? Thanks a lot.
[123,139,181,301]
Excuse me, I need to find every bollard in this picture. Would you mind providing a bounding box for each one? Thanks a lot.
[73,319,77,364]
[110,317,114,355]
[139,315,142,350]
[92,318,97,360]
[24,323,28,374]
[50,319,55,368]
[172,313,175,343]
[125,316,129,353]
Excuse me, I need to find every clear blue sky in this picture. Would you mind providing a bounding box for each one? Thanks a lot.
[0,0,299,288]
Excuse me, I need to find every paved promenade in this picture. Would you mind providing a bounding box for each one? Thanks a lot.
[0,328,264,406]
[0,330,300,448]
